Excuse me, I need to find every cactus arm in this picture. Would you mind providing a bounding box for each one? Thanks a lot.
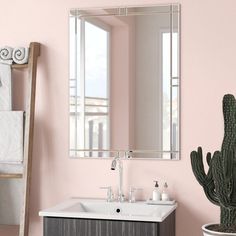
[206,152,211,166]
[190,147,219,206]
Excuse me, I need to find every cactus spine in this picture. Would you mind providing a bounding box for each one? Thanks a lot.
[191,94,236,227]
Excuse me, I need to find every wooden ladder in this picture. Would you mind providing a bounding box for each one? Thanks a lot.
[0,42,40,236]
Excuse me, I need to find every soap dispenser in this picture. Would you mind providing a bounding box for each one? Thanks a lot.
[161,182,170,201]
[152,181,161,201]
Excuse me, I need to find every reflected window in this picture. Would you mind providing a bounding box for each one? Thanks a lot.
[162,32,179,159]
[70,17,110,157]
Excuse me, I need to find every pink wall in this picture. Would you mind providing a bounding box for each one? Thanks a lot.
[1,0,236,235]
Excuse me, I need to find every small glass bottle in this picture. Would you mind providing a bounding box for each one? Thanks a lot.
[161,182,170,201]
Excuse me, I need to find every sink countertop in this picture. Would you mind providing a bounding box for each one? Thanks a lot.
[39,197,177,222]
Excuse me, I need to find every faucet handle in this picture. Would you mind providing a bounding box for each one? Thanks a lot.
[129,187,142,203]
[100,186,113,202]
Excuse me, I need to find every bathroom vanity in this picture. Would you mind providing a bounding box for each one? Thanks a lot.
[39,198,177,236]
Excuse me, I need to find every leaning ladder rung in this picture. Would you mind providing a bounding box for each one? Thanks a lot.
[0,173,23,179]
[11,64,29,69]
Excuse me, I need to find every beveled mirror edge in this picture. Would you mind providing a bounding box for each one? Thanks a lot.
[70,3,180,17]
[69,3,181,160]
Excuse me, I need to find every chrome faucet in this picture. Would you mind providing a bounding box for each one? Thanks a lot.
[111,155,125,202]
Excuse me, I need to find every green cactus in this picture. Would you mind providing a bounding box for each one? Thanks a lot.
[191,94,236,227]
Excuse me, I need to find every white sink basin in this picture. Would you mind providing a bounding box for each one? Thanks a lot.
[64,201,161,216]
[39,198,177,222]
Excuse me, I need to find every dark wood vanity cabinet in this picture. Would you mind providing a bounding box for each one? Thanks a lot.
[43,211,175,236]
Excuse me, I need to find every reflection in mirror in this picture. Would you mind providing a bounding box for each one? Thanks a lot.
[69,4,180,159]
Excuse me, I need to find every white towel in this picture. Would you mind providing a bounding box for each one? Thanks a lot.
[12,47,29,64]
[0,47,13,61]
[0,111,24,164]
[0,59,13,65]
[0,64,12,110]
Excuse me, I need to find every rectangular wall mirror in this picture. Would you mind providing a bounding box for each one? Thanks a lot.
[69,4,180,160]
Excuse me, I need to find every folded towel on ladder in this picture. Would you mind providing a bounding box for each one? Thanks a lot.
[12,47,29,64]
[0,46,13,61]
[0,111,24,164]
[0,64,12,110]
[0,59,13,65]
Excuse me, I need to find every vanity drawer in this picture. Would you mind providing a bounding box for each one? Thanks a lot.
[43,211,175,236]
